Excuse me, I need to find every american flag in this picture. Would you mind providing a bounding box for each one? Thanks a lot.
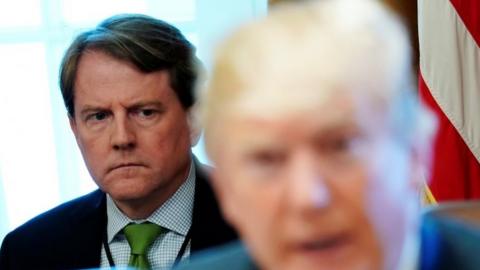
[418,0,480,201]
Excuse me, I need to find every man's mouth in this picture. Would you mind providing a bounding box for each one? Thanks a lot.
[109,163,145,172]
[294,232,353,258]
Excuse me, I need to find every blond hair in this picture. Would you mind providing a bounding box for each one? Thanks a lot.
[200,0,434,161]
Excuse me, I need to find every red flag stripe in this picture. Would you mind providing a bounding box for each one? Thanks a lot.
[419,75,480,199]
[450,0,480,47]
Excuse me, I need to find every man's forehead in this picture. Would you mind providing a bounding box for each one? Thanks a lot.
[226,91,357,129]
[228,83,380,118]
[213,87,396,149]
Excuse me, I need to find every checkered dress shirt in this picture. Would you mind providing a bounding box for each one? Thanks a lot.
[99,162,195,269]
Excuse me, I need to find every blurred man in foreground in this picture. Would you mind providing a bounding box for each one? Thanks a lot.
[177,0,480,269]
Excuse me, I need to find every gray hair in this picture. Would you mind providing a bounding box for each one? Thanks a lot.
[60,13,202,117]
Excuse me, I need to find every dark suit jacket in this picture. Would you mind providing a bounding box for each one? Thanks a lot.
[0,163,237,269]
[176,215,480,270]
[420,213,480,270]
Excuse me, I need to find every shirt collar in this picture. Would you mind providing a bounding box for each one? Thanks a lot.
[106,161,196,242]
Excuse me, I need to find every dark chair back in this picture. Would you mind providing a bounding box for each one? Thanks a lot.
[424,200,480,227]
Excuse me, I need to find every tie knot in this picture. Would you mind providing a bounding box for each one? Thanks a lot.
[123,222,162,255]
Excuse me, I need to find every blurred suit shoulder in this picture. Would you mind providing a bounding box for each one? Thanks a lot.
[176,241,257,270]
[420,213,480,270]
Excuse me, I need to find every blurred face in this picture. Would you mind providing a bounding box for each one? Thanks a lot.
[212,90,416,270]
[70,50,193,215]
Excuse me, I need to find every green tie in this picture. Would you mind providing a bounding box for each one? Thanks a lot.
[123,222,163,270]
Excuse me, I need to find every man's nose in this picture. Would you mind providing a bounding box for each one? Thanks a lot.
[287,151,331,212]
[110,114,136,151]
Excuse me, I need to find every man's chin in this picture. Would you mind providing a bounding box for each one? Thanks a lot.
[258,244,376,270]
[101,179,153,202]
[279,258,375,270]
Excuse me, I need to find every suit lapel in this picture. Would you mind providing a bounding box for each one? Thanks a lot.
[64,189,107,268]
[190,159,237,251]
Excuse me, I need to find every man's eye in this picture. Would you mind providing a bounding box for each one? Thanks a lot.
[134,109,158,119]
[325,138,351,153]
[250,151,286,166]
[140,109,155,117]
[319,135,365,163]
[95,112,107,120]
[87,112,108,122]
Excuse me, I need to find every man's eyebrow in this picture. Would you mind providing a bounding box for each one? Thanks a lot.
[312,121,361,138]
[77,102,167,117]
[128,101,165,110]
[79,105,106,116]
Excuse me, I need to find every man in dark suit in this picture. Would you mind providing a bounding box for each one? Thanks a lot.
[0,14,236,269]
[175,0,480,269]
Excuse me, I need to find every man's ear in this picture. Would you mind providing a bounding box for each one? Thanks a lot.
[409,107,437,199]
[69,116,79,140]
[407,152,424,193]
[407,142,433,196]
[187,107,201,146]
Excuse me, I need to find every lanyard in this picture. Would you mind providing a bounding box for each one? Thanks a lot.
[103,225,192,268]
